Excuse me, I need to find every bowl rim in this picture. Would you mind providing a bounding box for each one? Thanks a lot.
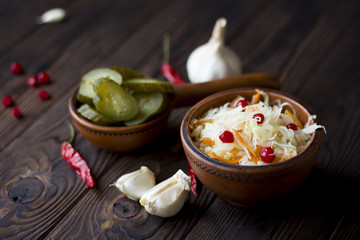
[68,88,174,134]
[181,87,323,172]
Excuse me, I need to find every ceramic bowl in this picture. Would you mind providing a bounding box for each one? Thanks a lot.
[180,88,323,206]
[68,88,174,152]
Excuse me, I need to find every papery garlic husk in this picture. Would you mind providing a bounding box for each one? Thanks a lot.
[139,169,191,217]
[112,166,155,200]
[37,8,67,24]
[186,18,241,83]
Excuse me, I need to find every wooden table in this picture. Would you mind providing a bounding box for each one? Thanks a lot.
[1,0,359,239]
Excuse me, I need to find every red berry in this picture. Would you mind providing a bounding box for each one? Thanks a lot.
[236,99,248,109]
[12,107,22,118]
[38,72,50,84]
[286,123,298,131]
[253,113,265,124]
[260,147,275,163]
[2,96,14,107]
[27,75,39,87]
[38,89,50,100]
[10,62,23,74]
[219,130,234,143]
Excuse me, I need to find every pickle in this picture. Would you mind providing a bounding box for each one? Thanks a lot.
[111,66,145,80]
[93,78,138,122]
[77,104,112,125]
[122,78,175,93]
[124,92,167,126]
[77,68,123,105]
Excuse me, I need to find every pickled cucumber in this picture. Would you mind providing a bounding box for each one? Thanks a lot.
[77,104,112,125]
[124,92,167,126]
[93,78,138,122]
[77,68,123,105]
[122,78,174,93]
[111,67,145,80]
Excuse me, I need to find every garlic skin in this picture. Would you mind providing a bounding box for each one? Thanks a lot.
[113,166,155,200]
[186,18,241,83]
[139,169,191,217]
[37,8,67,24]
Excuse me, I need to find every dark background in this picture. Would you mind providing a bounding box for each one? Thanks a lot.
[0,0,359,239]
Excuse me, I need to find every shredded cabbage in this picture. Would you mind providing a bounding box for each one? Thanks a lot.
[190,90,325,165]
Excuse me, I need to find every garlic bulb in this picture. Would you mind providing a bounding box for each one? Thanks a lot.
[37,8,67,24]
[139,169,191,217]
[112,166,155,200]
[186,18,241,83]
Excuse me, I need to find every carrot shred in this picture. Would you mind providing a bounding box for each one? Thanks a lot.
[230,147,240,155]
[194,119,213,128]
[254,145,264,164]
[209,151,240,164]
[202,137,215,146]
[194,119,213,125]
[233,129,256,160]
[285,110,303,129]
[251,92,261,104]
[230,96,240,108]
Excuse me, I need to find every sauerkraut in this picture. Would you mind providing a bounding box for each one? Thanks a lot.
[190,89,325,166]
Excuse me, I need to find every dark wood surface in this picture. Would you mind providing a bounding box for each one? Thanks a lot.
[1,0,360,239]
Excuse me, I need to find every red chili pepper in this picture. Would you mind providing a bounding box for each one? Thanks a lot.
[61,122,95,189]
[188,164,198,196]
[161,34,186,85]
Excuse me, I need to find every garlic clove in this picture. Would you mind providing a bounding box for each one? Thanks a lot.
[186,17,241,83]
[139,169,191,217]
[112,166,155,200]
[37,8,67,24]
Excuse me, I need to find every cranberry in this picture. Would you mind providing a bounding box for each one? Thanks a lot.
[10,62,23,74]
[260,147,275,163]
[38,72,50,84]
[236,99,248,109]
[219,130,234,143]
[27,75,39,87]
[38,89,50,100]
[286,123,298,131]
[2,96,14,107]
[12,107,22,118]
[253,113,265,124]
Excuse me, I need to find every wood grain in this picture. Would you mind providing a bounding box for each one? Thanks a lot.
[0,0,359,239]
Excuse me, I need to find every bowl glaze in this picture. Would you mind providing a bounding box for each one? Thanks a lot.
[68,88,174,152]
[180,88,323,206]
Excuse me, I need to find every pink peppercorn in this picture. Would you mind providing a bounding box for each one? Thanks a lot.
[12,108,22,118]
[27,75,39,87]
[219,130,234,143]
[10,62,23,75]
[260,147,275,163]
[38,90,50,100]
[38,72,50,84]
[2,96,14,107]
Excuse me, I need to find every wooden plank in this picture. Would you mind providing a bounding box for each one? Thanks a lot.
[0,0,172,151]
[0,0,74,56]
[0,0,180,238]
[0,0,359,239]
[33,0,275,239]
[226,0,331,76]
[182,0,360,239]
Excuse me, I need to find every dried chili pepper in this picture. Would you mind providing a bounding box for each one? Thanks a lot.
[61,121,95,189]
[161,34,186,85]
[188,164,198,196]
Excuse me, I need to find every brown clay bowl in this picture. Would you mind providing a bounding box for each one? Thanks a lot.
[68,73,280,152]
[180,88,323,206]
